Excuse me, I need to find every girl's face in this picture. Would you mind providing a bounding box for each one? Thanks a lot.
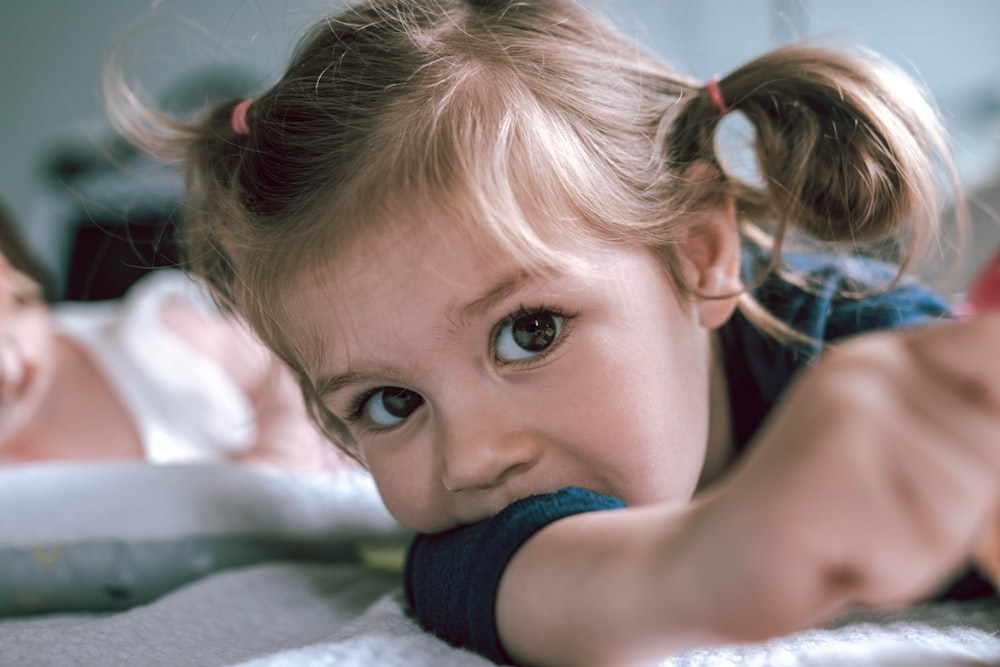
[287,210,739,533]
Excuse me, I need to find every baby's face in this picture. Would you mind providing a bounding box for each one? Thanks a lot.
[0,259,53,442]
[286,223,718,533]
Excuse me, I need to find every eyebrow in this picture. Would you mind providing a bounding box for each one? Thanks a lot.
[453,268,549,327]
[316,367,408,400]
[317,266,559,398]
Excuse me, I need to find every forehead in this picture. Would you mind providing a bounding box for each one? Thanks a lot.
[305,186,595,296]
[328,222,504,305]
[303,216,576,313]
[281,208,591,374]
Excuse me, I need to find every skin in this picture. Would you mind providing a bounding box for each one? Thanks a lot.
[284,188,1000,667]
[285,196,742,534]
[0,257,64,449]
[494,292,1000,666]
[0,253,344,469]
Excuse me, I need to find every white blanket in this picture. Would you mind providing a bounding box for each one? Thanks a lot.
[1,461,998,666]
[2,562,999,666]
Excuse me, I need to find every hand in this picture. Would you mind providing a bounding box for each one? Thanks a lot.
[685,313,1000,640]
[493,315,1000,667]
[960,244,1000,591]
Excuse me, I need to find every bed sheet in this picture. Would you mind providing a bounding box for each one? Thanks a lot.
[1,461,999,666]
[2,561,999,667]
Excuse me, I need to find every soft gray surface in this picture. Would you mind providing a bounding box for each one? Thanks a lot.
[3,562,998,667]
[0,563,399,666]
[0,462,407,616]
[1,461,998,666]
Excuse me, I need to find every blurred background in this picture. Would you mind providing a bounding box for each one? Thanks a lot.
[1,0,998,301]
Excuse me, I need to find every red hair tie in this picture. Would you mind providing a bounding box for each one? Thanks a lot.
[957,245,1000,317]
[231,98,254,135]
[705,78,728,115]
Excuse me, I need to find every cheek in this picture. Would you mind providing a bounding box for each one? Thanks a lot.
[363,444,448,533]
[16,309,57,367]
[584,316,706,427]
[558,318,710,502]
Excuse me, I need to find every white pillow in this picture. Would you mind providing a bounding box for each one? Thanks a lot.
[0,461,409,616]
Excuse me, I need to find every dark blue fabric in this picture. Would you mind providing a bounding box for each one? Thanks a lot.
[722,250,953,456]
[405,252,956,664]
[405,487,625,663]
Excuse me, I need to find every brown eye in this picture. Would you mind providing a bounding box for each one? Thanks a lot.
[496,310,564,362]
[363,387,424,427]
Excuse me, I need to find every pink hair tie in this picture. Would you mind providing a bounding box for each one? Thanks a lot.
[705,78,728,115]
[231,98,254,135]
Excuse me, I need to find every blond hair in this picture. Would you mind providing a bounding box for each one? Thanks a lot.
[106,0,964,455]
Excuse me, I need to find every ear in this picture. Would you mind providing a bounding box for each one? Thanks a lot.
[678,164,742,330]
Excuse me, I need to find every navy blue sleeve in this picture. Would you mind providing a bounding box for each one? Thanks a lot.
[756,253,954,349]
[724,253,954,453]
[404,487,626,664]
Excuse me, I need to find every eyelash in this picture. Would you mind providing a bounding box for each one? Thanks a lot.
[344,304,574,431]
[346,388,375,425]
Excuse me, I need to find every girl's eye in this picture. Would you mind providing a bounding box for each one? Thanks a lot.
[361,387,425,427]
[495,309,565,363]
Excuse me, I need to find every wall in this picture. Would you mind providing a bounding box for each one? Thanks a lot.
[1,0,998,286]
[0,0,335,262]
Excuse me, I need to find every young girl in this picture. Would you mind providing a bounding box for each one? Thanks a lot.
[0,205,342,469]
[108,0,1000,665]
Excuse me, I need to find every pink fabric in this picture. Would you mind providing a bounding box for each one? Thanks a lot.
[705,78,728,115]
[231,99,254,135]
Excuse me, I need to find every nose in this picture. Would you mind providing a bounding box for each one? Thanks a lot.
[438,403,541,493]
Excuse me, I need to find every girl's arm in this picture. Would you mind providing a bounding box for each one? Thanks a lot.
[497,314,1000,667]
[966,246,1000,585]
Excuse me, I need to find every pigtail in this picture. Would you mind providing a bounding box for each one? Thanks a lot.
[104,0,970,452]
[465,0,509,11]
[185,100,257,207]
[178,101,253,306]
[669,43,962,277]
[103,43,251,311]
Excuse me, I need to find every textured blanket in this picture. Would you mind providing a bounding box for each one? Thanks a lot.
[2,462,998,666]
[2,561,999,666]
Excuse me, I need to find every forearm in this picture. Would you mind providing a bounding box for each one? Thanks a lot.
[495,504,694,667]
[478,316,1000,667]
[494,498,830,667]
[494,482,886,667]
